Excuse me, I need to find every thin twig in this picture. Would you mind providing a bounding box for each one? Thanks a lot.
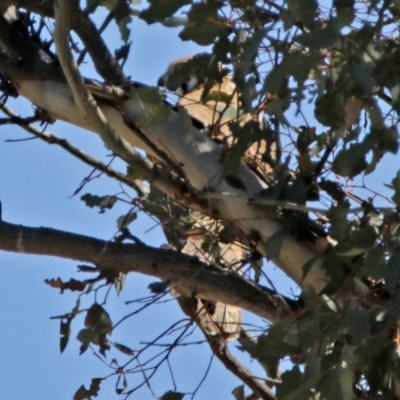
[207,336,277,400]
[0,104,149,196]
[199,192,386,215]
[77,11,113,65]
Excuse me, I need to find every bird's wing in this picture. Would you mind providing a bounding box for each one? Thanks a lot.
[179,217,244,341]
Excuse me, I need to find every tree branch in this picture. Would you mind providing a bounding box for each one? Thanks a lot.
[0,220,295,323]
[0,104,149,196]
[0,1,128,84]
[0,2,333,294]
[207,337,277,400]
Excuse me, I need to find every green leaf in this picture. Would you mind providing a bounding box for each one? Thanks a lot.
[253,320,300,364]
[179,3,228,45]
[334,225,377,257]
[385,249,400,291]
[159,16,188,27]
[285,0,318,29]
[297,315,322,347]
[264,96,290,125]
[73,378,102,400]
[296,126,316,152]
[334,0,355,27]
[112,342,134,356]
[87,378,102,398]
[374,127,399,154]
[136,103,172,128]
[391,171,400,207]
[84,303,113,335]
[76,328,96,355]
[222,120,266,178]
[328,206,350,241]
[349,59,374,96]
[295,24,340,49]
[316,365,353,400]
[117,210,137,230]
[265,228,286,260]
[280,371,324,400]
[81,194,117,212]
[332,143,369,178]
[301,256,320,283]
[341,308,370,345]
[320,180,349,208]
[73,385,87,400]
[114,272,126,295]
[357,246,386,280]
[45,277,87,293]
[108,0,132,41]
[98,0,117,9]
[148,281,169,294]
[203,90,233,105]
[140,0,190,24]
[60,320,70,336]
[276,366,303,399]
[315,92,345,129]
[115,42,131,63]
[320,250,346,293]
[86,0,102,14]
[60,320,71,353]
[126,165,145,182]
[60,332,69,354]
[264,51,320,94]
[159,391,185,400]
[231,385,245,400]
[114,0,131,42]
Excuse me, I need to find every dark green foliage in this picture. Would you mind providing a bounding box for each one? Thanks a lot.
[265,228,286,260]
[73,378,102,400]
[391,171,400,207]
[159,391,185,400]
[148,281,169,294]
[51,0,400,397]
[81,193,117,212]
[112,342,134,356]
[140,0,190,24]
[179,3,230,45]
[76,303,113,356]
[116,210,137,230]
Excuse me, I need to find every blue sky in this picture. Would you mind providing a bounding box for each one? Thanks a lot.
[1,3,399,400]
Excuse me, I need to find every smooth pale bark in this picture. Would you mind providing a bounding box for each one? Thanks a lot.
[0,4,331,293]
[0,68,330,293]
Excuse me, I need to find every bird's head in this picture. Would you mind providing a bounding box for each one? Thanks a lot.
[158,53,229,96]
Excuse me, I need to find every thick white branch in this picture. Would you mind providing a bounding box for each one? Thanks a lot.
[0,7,330,292]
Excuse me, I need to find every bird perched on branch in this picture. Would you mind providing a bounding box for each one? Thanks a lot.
[158,54,271,177]
[158,55,266,341]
